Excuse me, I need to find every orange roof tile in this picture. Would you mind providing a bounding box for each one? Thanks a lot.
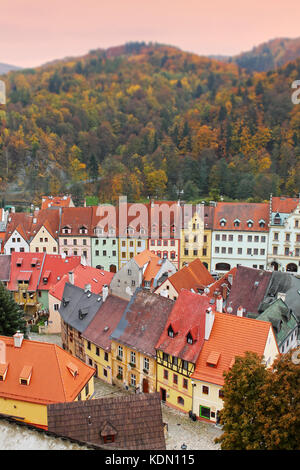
[41,196,72,210]
[191,312,277,385]
[271,196,299,213]
[0,335,95,405]
[167,258,214,294]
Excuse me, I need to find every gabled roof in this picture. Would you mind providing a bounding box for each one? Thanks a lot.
[0,255,11,282]
[59,283,103,333]
[30,209,60,241]
[0,335,95,405]
[49,264,114,300]
[271,196,299,214]
[162,258,214,294]
[37,255,81,291]
[47,393,166,450]
[251,298,298,347]
[82,295,129,351]
[259,272,300,322]
[5,213,33,243]
[156,290,213,363]
[134,250,175,286]
[111,289,174,357]
[191,312,276,386]
[226,266,272,316]
[212,202,269,231]
[41,195,73,210]
[207,267,237,299]
[7,252,45,292]
[59,207,93,236]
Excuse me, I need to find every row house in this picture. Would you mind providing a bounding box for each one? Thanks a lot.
[59,207,93,265]
[148,201,181,270]
[180,203,214,270]
[82,294,128,384]
[155,290,215,414]
[59,283,103,362]
[0,332,95,430]
[4,212,32,254]
[211,202,269,273]
[118,201,148,268]
[267,195,300,274]
[91,205,119,273]
[190,311,279,423]
[48,264,114,334]
[110,249,176,301]
[110,289,174,394]
[29,208,60,254]
[155,258,214,301]
[6,252,46,321]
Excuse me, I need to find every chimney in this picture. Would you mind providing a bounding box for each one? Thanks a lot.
[237,306,244,317]
[0,340,6,364]
[68,271,74,285]
[13,331,24,348]
[102,284,109,302]
[205,307,215,340]
[216,294,223,313]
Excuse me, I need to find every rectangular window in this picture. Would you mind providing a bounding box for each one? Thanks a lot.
[222,234,226,241]
[254,236,259,242]
[260,249,265,255]
[247,236,252,242]
[183,378,188,389]
[202,385,209,395]
[130,374,136,387]
[221,247,226,254]
[96,347,100,356]
[173,374,178,384]
[104,352,109,362]
[228,234,233,241]
[238,235,243,242]
[215,247,219,254]
[130,351,136,365]
[118,345,123,359]
[163,369,168,380]
[144,357,149,371]
[261,236,266,243]
[215,234,220,241]
[117,366,123,379]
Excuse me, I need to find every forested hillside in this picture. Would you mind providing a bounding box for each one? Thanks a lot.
[0,42,300,205]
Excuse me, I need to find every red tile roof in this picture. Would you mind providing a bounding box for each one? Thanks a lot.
[271,196,299,213]
[155,290,214,363]
[7,252,45,292]
[0,335,95,405]
[162,258,214,294]
[191,312,276,385]
[49,264,114,300]
[41,196,73,210]
[30,209,60,240]
[207,267,237,299]
[5,213,33,243]
[37,255,81,291]
[213,202,269,231]
[59,207,93,236]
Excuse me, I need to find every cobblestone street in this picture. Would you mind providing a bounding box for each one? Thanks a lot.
[29,332,222,450]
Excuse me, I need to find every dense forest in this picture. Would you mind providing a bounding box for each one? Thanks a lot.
[0,42,300,206]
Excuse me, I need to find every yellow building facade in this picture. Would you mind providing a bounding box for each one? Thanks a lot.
[29,224,58,254]
[84,338,113,385]
[111,340,156,394]
[156,349,194,413]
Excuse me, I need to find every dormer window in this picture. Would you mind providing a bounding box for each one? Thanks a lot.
[79,226,88,234]
[220,219,226,227]
[127,227,134,235]
[259,219,266,228]
[109,227,115,235]
[79,307,89,320]
[187,332,193,345]
[100,421,117,444]
[206,351,220,368]
[19,365,32,385]
[63,226,71,234]
[168,325,174,338]
[233,219,240,227]
[62,297,70,308]
[247,219,254,228]
[95,227,104,236]
[67,362,78,377]
[0,363,8,381]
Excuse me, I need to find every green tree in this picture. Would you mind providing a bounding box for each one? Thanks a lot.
[0,282,27,337]
[215,352,268,450]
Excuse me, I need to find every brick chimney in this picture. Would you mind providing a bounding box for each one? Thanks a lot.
[13,331,24,348]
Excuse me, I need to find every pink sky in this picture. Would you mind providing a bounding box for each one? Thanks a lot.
[1,0,300,67]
